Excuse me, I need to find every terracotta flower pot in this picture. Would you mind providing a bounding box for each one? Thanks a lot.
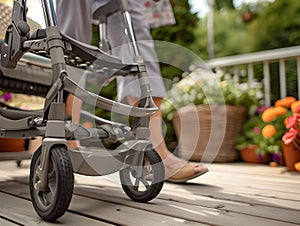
[282,142,300,171]
[240,145,271,164]
[0,138,27,152]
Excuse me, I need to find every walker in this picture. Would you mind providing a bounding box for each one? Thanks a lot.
[0,0,164,221]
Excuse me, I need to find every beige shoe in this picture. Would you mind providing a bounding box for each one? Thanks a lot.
[164,155,208,183]
[165,163,208,183]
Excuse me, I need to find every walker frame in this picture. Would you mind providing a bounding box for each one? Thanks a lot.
[0,0,164,221]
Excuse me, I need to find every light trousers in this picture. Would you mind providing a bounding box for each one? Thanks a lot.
[55,0,166,101]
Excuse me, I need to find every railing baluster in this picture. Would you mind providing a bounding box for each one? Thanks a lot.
[279,59,287,98]
[264,61,271,106]
[207,46,300,104]
[247,63,254,86]
[233,66,239,82]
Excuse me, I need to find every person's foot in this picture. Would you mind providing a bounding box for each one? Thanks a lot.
[163,154,208,183]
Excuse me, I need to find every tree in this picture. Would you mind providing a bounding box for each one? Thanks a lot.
[247,0,300,102]
[151,0,200,81]
[151,0,199,47]
[213,8,249,57]
[248,0,300,51]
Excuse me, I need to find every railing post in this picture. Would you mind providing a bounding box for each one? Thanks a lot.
[247,63,254,86]
[263,61,271,106]
[279,59,287,98]
[233,66,239,82]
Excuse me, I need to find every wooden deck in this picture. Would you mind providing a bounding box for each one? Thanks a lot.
[0,159,299,226]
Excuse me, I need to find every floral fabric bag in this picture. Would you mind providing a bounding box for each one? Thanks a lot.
[144,0,176,28]
[0,2,12,39]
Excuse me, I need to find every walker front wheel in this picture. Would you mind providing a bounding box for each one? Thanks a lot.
[29,145,74,221]
[120,147,164,202]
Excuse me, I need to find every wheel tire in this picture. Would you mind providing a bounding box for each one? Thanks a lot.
[120,147,164,202]
[29,145,74,221]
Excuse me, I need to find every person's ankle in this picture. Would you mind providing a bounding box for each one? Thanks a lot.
[153,148,171,160]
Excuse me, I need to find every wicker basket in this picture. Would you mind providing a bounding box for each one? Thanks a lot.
[172,105,247,162]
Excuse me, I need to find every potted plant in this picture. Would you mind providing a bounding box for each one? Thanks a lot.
[281,99,300,171]
[0,91,26,152]
[236,106,287,164]
[0,91,44,152]
[237,96,300,167]
[162,68,263,162]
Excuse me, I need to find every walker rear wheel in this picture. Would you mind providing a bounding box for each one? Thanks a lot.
[120,147,164,202]
[29,145,74,221]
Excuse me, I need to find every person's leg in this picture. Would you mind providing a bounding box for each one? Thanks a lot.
[150,97,208,182]
[56,0,93,44]
[65,94,82,149]
[127,96,208,182]
[106,0,166,100]
[55,0,93,149]
[106,0,208,182]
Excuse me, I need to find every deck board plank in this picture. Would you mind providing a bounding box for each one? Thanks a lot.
[1,181,297,226]
[0,191,113,226]
[0,181,208,226]
[0,160,300,225]
[75,187,300,224]
[0,217,19,226]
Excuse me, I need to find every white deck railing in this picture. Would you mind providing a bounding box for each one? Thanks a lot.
[206,46,300,106]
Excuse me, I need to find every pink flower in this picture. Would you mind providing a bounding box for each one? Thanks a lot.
[282,127,298,144]
[256,106,270,115]
[253,127,260,135]
[286,114,300,129]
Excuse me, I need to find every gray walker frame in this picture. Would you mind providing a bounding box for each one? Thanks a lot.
[0,0,164,221]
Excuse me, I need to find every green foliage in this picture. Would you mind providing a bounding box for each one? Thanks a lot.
[215,0,235,10]
[83,76,117,120]
[151,0,199,46]
[188,19,209,59]
[248,0,300,51]
[245,0,300,102]
[151,0,200,80]
[236,113,287,156]
[162,69,263,120]
[213,9,249,57]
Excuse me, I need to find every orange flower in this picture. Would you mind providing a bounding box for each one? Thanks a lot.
[295,162,300,172]
[262,108,277,122]
[262,125,277,138]
[291,101,300,113]
[275,96,296,108]
[273,106,287,116]
[284,117,289,125]
[269,161,278,167]
[274,100,283,107]
[262,105,288,123]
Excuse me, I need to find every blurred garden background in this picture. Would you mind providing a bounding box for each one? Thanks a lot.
[91,0,300,107]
